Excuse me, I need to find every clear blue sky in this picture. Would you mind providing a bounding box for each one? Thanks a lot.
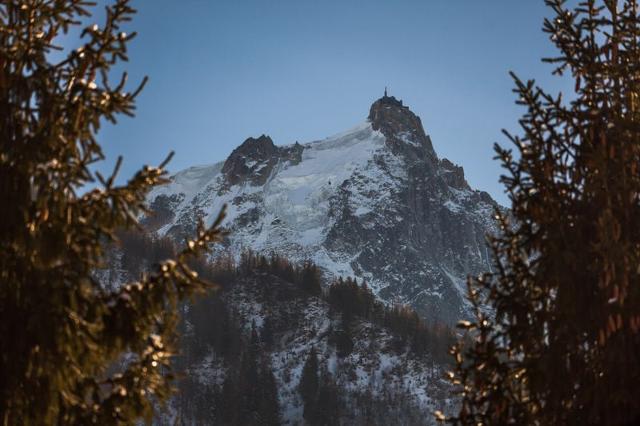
[81,1,573,206]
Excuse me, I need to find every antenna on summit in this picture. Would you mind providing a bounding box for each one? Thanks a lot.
[384,86,388,97]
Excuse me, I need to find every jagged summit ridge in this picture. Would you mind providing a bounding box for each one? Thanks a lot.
[368,94,437,163]
[221,135,303,186]
[147,95,499,324]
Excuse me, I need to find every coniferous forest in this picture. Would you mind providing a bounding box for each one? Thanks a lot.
[2,0,640,425]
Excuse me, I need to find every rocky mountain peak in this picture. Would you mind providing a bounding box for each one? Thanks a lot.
[229,134,277,162]
[221,134,305,187]
[147,94,501,325]
[368,94,437,162]
[221,135,279,186]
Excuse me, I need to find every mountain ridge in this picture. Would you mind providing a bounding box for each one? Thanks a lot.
[146,95,500,324]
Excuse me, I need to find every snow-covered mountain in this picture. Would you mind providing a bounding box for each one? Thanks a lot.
[146,94,499,324]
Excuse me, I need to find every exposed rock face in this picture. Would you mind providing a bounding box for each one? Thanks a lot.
[221,135,279,186]
[221,136,305,187]
[369,95,437,165]
[142,193,183,232]
[147,96,500,324]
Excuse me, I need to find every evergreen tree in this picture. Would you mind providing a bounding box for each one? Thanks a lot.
[300,261,322,295]
[334,313,355,358]
[313,372,341,426]
[237,322,261,424]
[0,1,225,423]
[261,314,275,349]
[218,323,281,426]
[256,355,281,426]
[220,374,240,425]
[443,1,640,424]
[299,347,319,422]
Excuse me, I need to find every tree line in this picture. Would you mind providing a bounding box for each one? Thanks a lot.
[328,277,456,363]
[113,230,457,363]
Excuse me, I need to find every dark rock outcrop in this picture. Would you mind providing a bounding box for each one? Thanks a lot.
[439,158,469,190]
[221,135,279,186]
[221,135,305,187]
[368,95,437,163]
